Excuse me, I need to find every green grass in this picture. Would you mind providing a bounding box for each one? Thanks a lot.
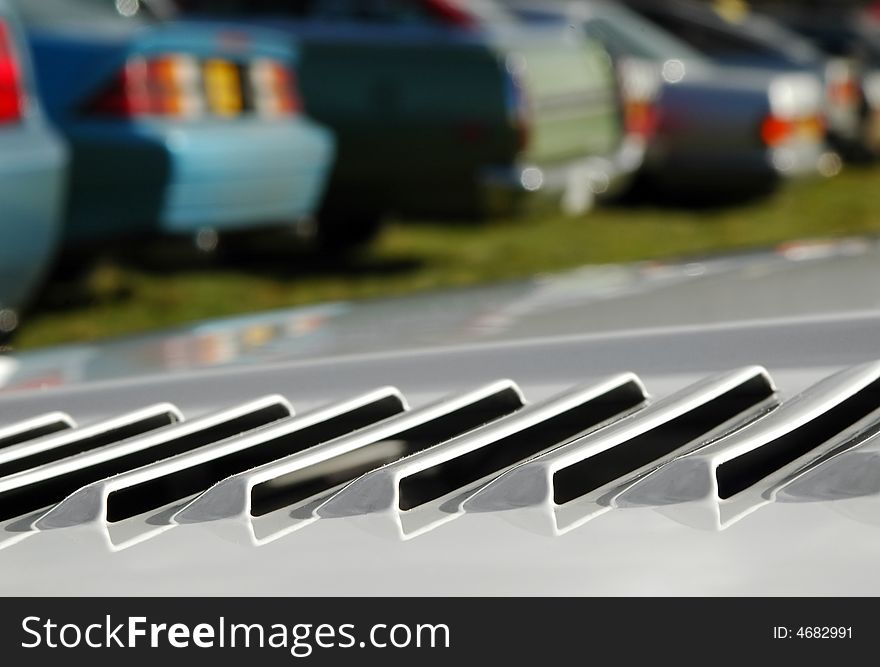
[13,165,880,351]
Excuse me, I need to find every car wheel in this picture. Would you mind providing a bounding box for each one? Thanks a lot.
[315,209,385,255]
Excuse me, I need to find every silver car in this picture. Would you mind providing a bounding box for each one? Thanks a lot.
[1,237,880,593]
[504,0,837,197]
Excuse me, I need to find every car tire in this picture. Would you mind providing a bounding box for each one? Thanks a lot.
[315,209,385,255]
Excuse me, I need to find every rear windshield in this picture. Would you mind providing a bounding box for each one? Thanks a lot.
[7,0,162,27]
[584,2,708,63]
[177,0,513,25]
[636,5,823,67]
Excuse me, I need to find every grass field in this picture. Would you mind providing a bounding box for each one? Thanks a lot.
[14,165,880,351]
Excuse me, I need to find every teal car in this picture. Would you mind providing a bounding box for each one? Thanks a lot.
[0,0,67,330]
[9,0,335,250]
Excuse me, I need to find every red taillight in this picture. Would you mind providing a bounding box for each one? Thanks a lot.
[0,21,25,124]
[828,77,861,107]
[250,59,302,117]
[761,114,825,147]
[624,99,659,139]
[422,0,478,28]
[617,59,661,141]
[88,55,299,119]
[87,55,204,118]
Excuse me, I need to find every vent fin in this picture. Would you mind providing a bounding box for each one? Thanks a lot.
[0,405,182,480]
[465,367,776,520]
[0,396,292,523]
[175,380,526,526]
[316,373,649,535]
[38,388,405,529]
[617,360,880,526]
[0,413,76,450]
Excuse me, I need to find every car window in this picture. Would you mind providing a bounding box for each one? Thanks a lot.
[306,0,436,23]
[586,3,707,63]
[7,0,160,26]
[176,0,512,25]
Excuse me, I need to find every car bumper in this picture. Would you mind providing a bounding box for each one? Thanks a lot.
[0,122,67,311]
[641,139,829,190]
[63,118,335,245]
[479,138,644,217]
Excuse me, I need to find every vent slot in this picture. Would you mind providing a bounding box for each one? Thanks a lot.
[0,407,180,479]
[0,413,75,450]
[250,385,524,517]
[716,377,880,499]
[0,400,291,522]
[105,393,404,523]
[397,379,646,511]
[553,373,774,505]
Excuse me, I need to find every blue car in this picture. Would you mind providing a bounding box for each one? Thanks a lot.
[0,0,66,330]
[8,0,334,249]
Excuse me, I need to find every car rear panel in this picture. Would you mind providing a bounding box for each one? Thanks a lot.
[26,22,296,122]
[20,19,335,244]
[487,25,623,166]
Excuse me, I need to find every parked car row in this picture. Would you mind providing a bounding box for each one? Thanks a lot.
[505,0,832,195]
[623,0,880,160]
[0,0,873,333]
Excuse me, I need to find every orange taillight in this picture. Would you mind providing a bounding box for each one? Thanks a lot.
[147,55,202,117]
[828,78,861,107]
[624,99,659,139]
[761,114,825,147]
[88,54,203,118]
[250,59,302,117]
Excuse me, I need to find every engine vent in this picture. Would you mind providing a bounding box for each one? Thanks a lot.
[0,413,76,450]
[176,380,526,544]
[464,366,776,535]
[0,396,292,524]
[316,374,648,538]
[0,361,876,547]
[0,404,181,479]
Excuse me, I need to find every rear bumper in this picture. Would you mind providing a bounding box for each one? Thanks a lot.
[0,122,67,310]
[641,139,828,190]
[63,118,335,245]
[479,138,644,217]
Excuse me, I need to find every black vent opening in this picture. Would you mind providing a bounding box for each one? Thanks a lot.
[716,378,880,499]
[553,373,775,505]
[0,402,290,522]
[0,418,72,451]
[397,380,648,512]
[0,411,179,480]
[105,394,405,523]
[250,386,526,517]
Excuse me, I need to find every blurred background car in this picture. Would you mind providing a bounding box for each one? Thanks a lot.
[0,0,67,334]
[173,0,636,250]
[757,1,880,159]
[623,0,877,160]
[9,0,335,257]
[505,0,833,198]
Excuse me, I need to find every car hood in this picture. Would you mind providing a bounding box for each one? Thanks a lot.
[2,236,878,393]
[3,237,880,596]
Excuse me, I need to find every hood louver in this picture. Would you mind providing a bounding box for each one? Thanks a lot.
[0,362,876,548]
[464,366,776,535]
